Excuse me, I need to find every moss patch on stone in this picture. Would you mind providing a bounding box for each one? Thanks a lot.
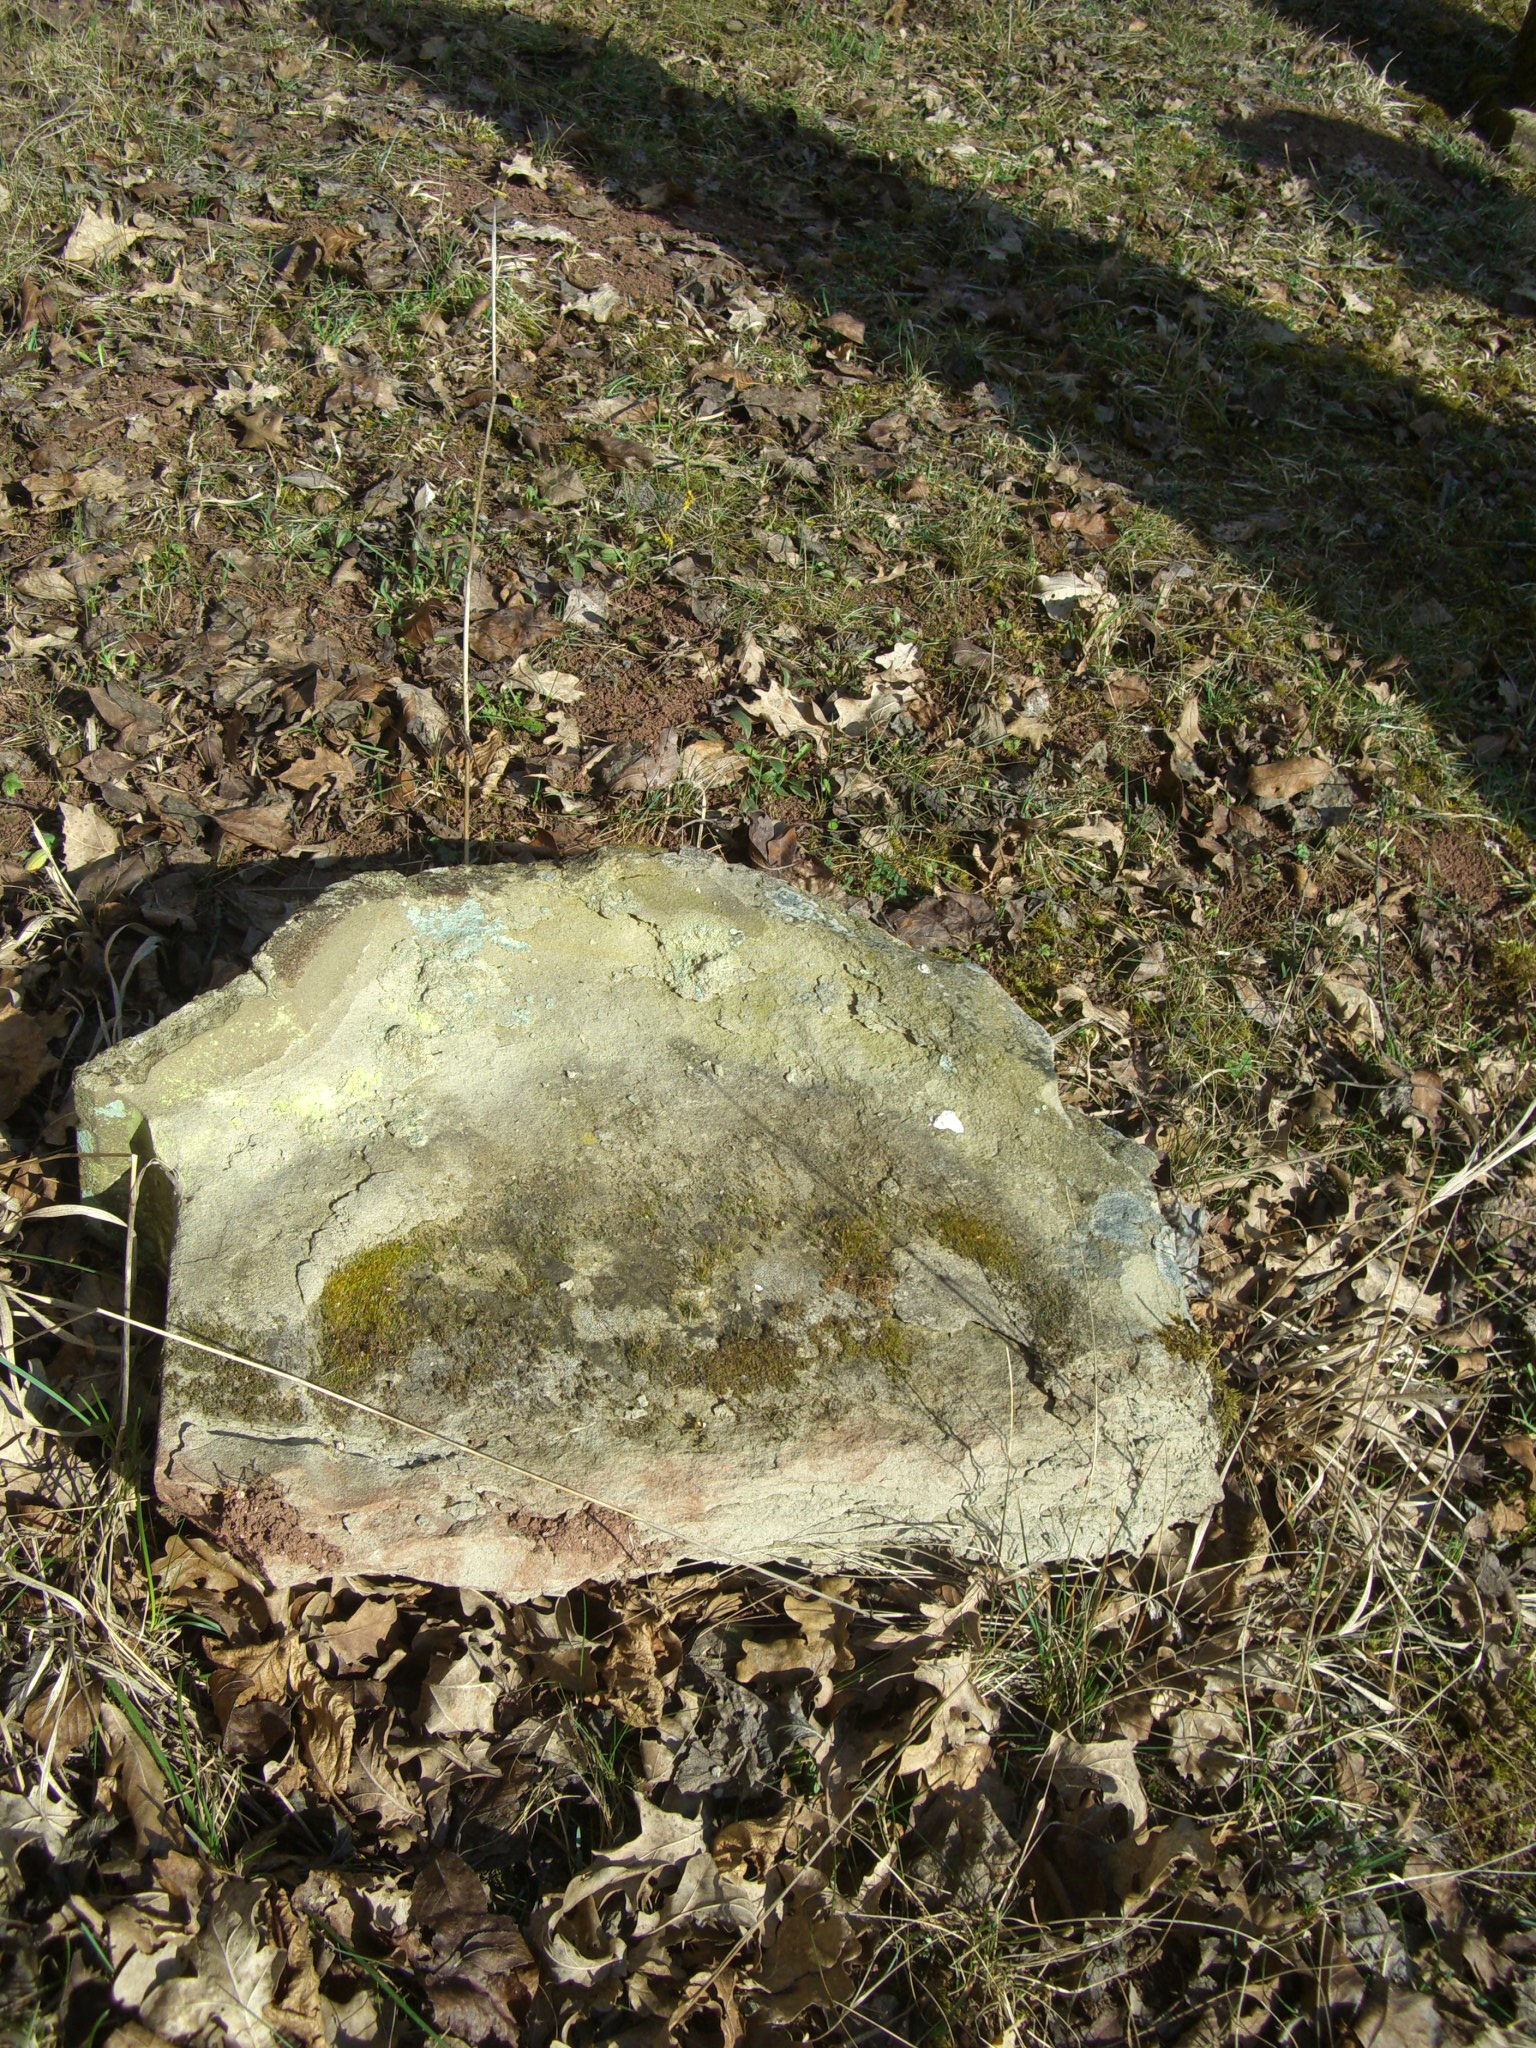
[684,1189,773,1286]
[1161,1316,1241,1446]
[820,1311,912,1372]
[622,1326,701,1382]
[176,1321,305,1427]
[703,1329,803,1396]
[821,1208,895,1300]
[316,1233,433,1391]
[927,1204,1022,1277]
[925,1202,1079,1366]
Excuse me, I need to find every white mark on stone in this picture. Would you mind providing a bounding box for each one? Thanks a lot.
[932,1110,965,1134]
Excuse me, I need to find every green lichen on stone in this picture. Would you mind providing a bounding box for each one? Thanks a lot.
[317,1233,433,1390]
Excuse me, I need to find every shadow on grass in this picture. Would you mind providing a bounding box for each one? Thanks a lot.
[310,0,1534,814]
[1257,0,1519,115]
[1220,108,1532,311]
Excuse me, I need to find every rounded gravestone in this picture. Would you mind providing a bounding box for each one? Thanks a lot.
[77,850,1220,1592]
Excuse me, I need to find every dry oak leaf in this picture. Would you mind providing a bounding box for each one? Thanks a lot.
[1106,1815,1217,1912]
[135,1880,286,2048]
[755,1869,859,2019]
[1247,754,1333,801]
[61,799,119,872]
[1168,693,1203,770]
[1051,501,1120,548]
[1104,671,1151,711]
[16,563,76,603]
[507,659,582,705]
[418,1646,499,1735]
[735,1586,852,1701]
[470,604,553,664]
[591,726,680,795]
[1501,1434,1536,1491]
[14,276,57,339]
[63,206,144,267]
[746,814,799,869]
[676,736,744,790]
[1061,817,1126,860]
[278,746,357,793]
[737,677,829,753]
[20,1671,99,1756]
[587,427,654,470]
[1035,568,1104,619]
[231,409,287,452]
[533,1795,707,1989]
[99,1698,182,1855]
[565,281,625,324]
[1319,968,1384,1045]
[1034,1732,1149,1832]
[394,679,454,753]
[215,804,294,853]
[736,626,768,689]
[293,1656,354,1800]
[888,891,995,952]
[897,1653,998,1789]
[830,685,915,736]
[323,370,400,413]
[1166,1703,1243,1788]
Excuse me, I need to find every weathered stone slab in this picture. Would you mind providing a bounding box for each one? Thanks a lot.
[77,851,1220,1592]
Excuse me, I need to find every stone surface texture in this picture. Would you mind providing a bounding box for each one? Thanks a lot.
[78,852,1220,1593]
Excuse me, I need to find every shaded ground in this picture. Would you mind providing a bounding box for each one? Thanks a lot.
[309,0,1536,768]
[1,0,1534,2042]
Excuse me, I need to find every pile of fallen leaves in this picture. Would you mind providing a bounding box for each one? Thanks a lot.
[5,1363,1535,2047]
